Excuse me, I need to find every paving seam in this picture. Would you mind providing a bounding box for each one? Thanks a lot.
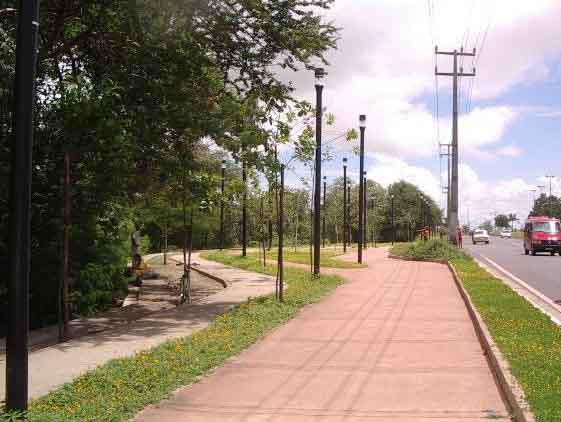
[237,259,410,422]
[258,261,417,422]
[164,402,502,419]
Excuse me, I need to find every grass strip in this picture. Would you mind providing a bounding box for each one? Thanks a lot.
[2,254,342,421]
[248,248,365,269]
[392,240,561,421]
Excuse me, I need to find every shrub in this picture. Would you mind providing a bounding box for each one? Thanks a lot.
[73,263,128,315]
[391,238,465,262]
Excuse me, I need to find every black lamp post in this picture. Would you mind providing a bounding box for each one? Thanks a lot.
[363,171,367,249]
[7,0,41,411]
[358,114,366,264]
[220,160,226,250]
[313,67,326,275]
[390,194,395,245]
[242,161,247,257]
[370,195,376,247]
[322,176,327,248]
[348,183,351,246]
[343,157,348,252]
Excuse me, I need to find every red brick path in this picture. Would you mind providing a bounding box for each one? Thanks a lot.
[136,248,509,421]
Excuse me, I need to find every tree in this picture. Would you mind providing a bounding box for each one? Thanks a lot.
[494,214,510,228]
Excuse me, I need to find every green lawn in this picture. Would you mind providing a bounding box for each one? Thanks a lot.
[2,254,343,421]
[392,240,561,421]
[248,247,365,268]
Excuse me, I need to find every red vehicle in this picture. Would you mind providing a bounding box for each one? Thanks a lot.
[523,216,561,256]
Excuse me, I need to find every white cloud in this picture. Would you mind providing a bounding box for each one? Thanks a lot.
[279,0,560,161]
[365,154,538,226]
[367,154,442,201]
[458,164,534,226]
[496,144,523,157]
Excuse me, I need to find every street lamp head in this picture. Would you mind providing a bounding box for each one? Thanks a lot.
[359,114,367,128]
[343,157,347,165]
[314,67,326,85]
[323,176,326,181]
[363,171,367,176]
[221,160,226,169]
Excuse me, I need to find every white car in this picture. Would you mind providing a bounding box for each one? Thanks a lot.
[472,229,490,244]
[500,229,512,239]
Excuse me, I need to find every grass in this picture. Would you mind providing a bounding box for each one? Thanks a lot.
[248,247,365,268]
[511,231,524,239]
[2,254,343,421]
[392,239,561,421]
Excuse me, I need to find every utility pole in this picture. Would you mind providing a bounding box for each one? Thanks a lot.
[436,46,476,244]
[358,114,366,264]
[242,162,247,257]
[322,176,326,248]
[343,158,347,253]
[220,160,226,250]
[440,143,451,225]
[7,0,41,411]
[313,68,326,276]
[546,175,555,217]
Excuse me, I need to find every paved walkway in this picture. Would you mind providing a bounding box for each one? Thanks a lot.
[137,248,510,421]
[0,253,275,401]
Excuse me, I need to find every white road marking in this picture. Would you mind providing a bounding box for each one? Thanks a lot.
[480,254,561,325]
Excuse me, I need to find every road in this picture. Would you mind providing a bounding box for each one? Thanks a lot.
[464,236,561,304]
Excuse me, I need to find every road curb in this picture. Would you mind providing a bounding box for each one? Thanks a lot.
[447,262,536,422]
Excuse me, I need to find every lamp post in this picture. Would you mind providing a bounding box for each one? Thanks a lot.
[370,195,376,247]
[242,161,247,257]
[220,160,226,250]
[7,0,41,411]
[363,171,367,249]
[545,176,555,216]
[322,176,327,248]
[343,158,348,253]
[313,68,326,276]
[358,114,366,264]
[348,183,351,246]
[530,189,537,213]
[390,194,395,245]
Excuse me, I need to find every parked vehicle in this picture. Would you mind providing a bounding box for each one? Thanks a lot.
[500,229,512,239]
[523,216,561,256]
[472,229,490,244]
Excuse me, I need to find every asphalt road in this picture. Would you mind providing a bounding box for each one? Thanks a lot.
[464,236,561,303]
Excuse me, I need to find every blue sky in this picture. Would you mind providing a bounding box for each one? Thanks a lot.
[277,0,561,226]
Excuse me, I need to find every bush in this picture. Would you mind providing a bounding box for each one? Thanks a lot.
[73,263,128,316]
[391,238,466,262]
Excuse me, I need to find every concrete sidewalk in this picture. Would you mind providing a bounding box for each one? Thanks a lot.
[137,248,510,421]
[0,253,275,402]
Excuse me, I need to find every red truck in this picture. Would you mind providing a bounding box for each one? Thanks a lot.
[524,216,561,256]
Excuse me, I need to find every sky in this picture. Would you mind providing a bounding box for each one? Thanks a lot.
[279,0,561,227]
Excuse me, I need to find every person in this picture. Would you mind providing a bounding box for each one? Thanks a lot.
[457,226,463,248]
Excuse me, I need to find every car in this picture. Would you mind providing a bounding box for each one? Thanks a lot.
[472,229,490,244]
[523,216,561,256]
[500,229,512,239]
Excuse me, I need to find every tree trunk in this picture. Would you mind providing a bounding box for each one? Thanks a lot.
[163,223,168,265]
